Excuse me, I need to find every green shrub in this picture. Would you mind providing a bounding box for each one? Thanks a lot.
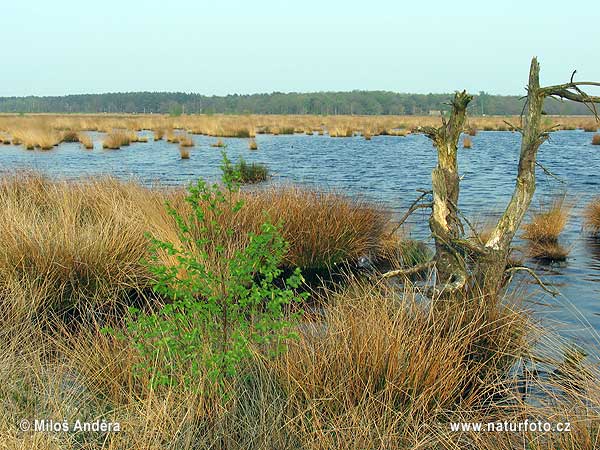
[109,152,306,391]
[226,157,269,184]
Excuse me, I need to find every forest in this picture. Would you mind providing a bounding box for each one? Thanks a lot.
[0,90,593,115]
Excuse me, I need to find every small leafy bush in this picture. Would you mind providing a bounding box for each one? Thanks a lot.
[225,157,269,184]
[113,152,306,390]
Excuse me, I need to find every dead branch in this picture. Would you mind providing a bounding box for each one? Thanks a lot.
[381,260,435,279]
[505,266,559,296]
[535,161,566,184]
[388,190,433,237]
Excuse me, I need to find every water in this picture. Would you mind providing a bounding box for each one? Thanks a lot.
[1,130,599,343]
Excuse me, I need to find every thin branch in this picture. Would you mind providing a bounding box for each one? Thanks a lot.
[381,260,435,279]
[447,199,488,249]
[505,266,559,296]
[535,161,566,184]
[388,190,433,237]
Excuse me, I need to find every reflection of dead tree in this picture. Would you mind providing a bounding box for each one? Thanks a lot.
[384,58,600,300]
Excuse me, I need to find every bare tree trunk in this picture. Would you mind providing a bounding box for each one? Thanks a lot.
[421,91,472,293]
[387,58,600,301]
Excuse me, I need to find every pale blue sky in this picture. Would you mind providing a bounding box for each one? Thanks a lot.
[2,0,599,97]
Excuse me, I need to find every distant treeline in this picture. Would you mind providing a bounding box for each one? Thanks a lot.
[0,91,592,116]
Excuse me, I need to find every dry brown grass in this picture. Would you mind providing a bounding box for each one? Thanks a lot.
[154,128,165,141]
[0,114,596,148]
[210,138,226,148]
[248,139,258,150]
[585,196,600,234]
[592,134,600,145]
[526,241,570,262]
[102,130,134,149]
[463,136,472,148]
[0,173,599,449]
[0,174,393,319]
[179,146,190,159]
[78,132,93,149]
[178,132,194,147]
[522,196,570,244]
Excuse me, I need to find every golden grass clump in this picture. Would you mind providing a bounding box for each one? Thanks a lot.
[583,124,598,132]
[526,241,569,262]
[102,130,132,149]
[179,146,190,159]
[522,196,571,261]
[15,128,62,150]
[154,128,165,141]
[0,175,391,318]
[60,130,79,143]
[78,132,94,149]
[210,138,226,148]
[224,187,391,269]
[178,133,194,147]
[592,133,600,145]
[0,174,159,318]
[585,196,600,234]
[463,136,472,148]
[248,138,258,150]
[522,196,570,244]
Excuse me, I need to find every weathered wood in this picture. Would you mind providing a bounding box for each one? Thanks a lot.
[389,59,600,300]
[426,91,472,292]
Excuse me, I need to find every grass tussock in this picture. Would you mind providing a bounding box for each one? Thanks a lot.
[522,196,570,244]
[0,114,597,148]
[248,139,258,150]
[178,133,194,147]
[522,196,571,261]
[463,136,472,148]
[78,132,93,149]
[179,146,190,159]
[210,138,226,148]
[0,173,599,449]
[154,128,165,141]
[585,196,600,235]
[0,174,395,319]
[226,158,269,184]
[102,130,137,149]
[583,124,598,132]
[592,134,600,145]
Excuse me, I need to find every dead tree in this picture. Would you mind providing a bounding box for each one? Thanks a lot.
[385,58,600,300]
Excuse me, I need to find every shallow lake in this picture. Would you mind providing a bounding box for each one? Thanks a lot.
[1,130,599,344]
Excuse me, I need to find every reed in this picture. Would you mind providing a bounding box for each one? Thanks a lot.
[526,241,569,261]
[225,157,269,184]
[463,136,472,148]
[154,128,165,141]
[248,139,258,150]
[102,130,131,149]
[522,195,570,243]
[78,132,94,149]
[60,130,79,143]
[210,138,226,148]
[585,196,600,234]
[1,173,599,450]
[179,146,191,159]
[583,124,598,132]
[178,133,194,147]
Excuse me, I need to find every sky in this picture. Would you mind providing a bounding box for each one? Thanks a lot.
[2,0,599,97]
